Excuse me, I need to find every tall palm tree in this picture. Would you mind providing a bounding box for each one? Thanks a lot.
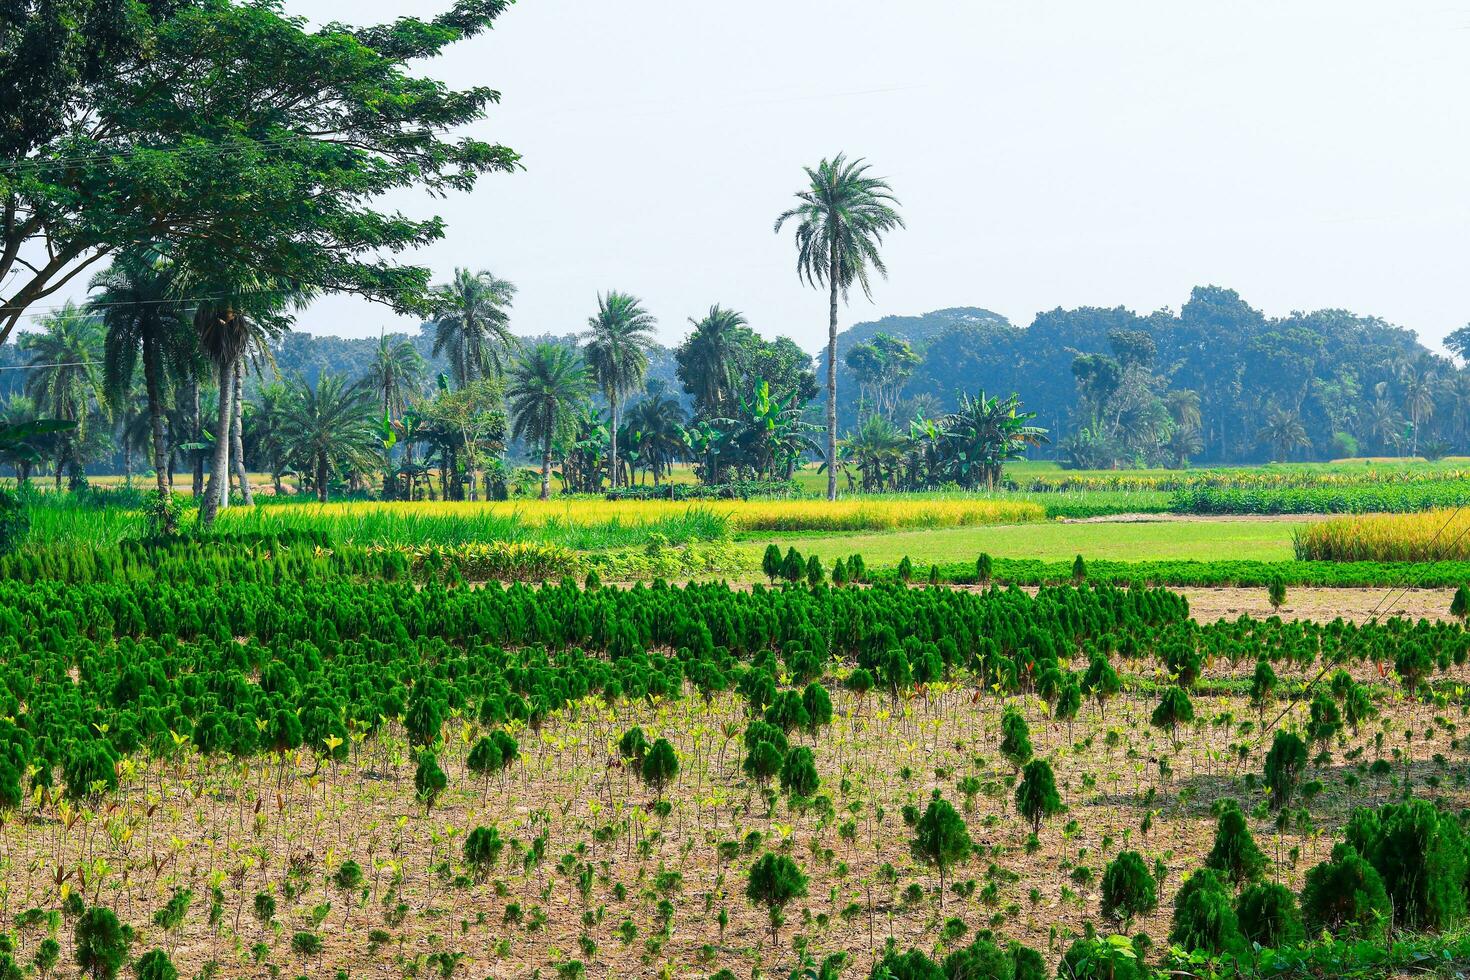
[244,381,292,496]
[278,372,379,502]
[507,343,592,500]
[191,275,300,523]
[89,250,198,526]
[430,269,518,387]
[677,305,750,418]
[775,154,904,500]
[21,302,105,490]
[584,291,657,488]
[1400,359,1441,456]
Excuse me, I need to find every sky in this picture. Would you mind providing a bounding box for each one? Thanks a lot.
[289,0,1470,353]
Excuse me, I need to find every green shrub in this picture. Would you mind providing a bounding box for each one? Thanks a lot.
[1300,843,1390,941]
[745,853,807,942]
[1204,800,1266,887]
[133,950,177,980]
[639,738,678,799]
[1169,869,1245,956]
[1015,759,1061,833]
[1263,730,1308,810]
[779,746,820,798]
[75,907,132,980]
[1100,850,1157,928]
[1236,881,1304,948]
[1058,935,1144,980]
[1344,800,1467,931]
[909,796,973,906]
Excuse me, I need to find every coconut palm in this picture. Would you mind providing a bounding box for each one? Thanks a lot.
[623,391,687,485]
[677,305,750,417]
[191,274,299,523]
[244,381,293,496]
[21,302,105,490]
[1261,406,1310,462]
[507,343,592,500]
[584,291,657,488]
[1399,359,1442,456]
[366,333,427,497]
[278,372,379,502]
[0,396,45,486]
[89,250,198,524]
[775,154,904,500]
[430,269,518,387]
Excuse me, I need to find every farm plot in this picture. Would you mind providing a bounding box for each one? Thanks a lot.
[1,571,1469,979]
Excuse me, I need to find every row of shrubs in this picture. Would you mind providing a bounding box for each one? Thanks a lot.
[604,479,801,501]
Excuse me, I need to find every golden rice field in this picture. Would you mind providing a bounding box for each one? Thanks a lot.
[1294,507,1470,562]
[214,497,1046,548]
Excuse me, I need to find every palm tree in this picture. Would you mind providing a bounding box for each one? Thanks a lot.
[1400,359,1441,456]
[1261,406,1310,462]
[0,396,43,485]
[366,333,427,498]
[89,250,197,526]
[584,291,657,488]
[507,343,592,500]
[21,302,105,490]
[775,154,904,500]
[278,372,379,502]
[430,269,518,387]
[677,305,750,417]
[244,381,292,496]
[624,391,687,485]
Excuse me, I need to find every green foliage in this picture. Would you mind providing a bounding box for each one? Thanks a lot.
[133,950,176,980]
[763,544,783,583]
[1264,731,1308,810]
[1100,850,1157,927]
[1300,844,1391,941]
[1170,868,1246,957]
[779,746,820,798]
[1150,686,1194,739]
[1058,935,1145,980]
[998,708,1033,769]
[1014,759,1061,832]
[909,796,973,897]
[639,738,679,798]
[0,490,28,556]
[1236,882,1305,948]
[75,907,131,980]
[745,853,807,939]
[1204,801,1266,887]
[413,752,447,810]
[1268,576,1286,610]
[464,826,504,879]
[1343,800,1467,931]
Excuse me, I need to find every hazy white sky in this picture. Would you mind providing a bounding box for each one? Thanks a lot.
[292,0,1470,352]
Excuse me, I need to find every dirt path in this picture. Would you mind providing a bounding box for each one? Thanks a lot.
[1175,585,1456,624]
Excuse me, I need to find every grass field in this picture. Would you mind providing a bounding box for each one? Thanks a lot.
[736,517,1306,568]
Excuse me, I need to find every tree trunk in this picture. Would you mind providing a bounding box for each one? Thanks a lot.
[826,236,840,502]
[201,357,235,526]
[122,439,132,487]
[317,452,329,503]
[190,377,204,498]
[142,333,173,531]
[609,398,619,490]
[540,438,552,500]
[232,371,253,506]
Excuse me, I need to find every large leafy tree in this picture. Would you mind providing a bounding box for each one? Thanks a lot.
[584,291,657,488]
[89,250,198,525]
[430,269,518,387]
[278,372,378,502]
[0,1,519,346]
[21,303,105,489]
[507,343,592,500]
[775,154,904,500]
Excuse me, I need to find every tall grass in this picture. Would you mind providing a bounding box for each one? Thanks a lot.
[1294,509,1470,562]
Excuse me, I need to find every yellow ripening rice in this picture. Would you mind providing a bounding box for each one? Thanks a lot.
[226,496,1045,542]
[1294,509,1470,562]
